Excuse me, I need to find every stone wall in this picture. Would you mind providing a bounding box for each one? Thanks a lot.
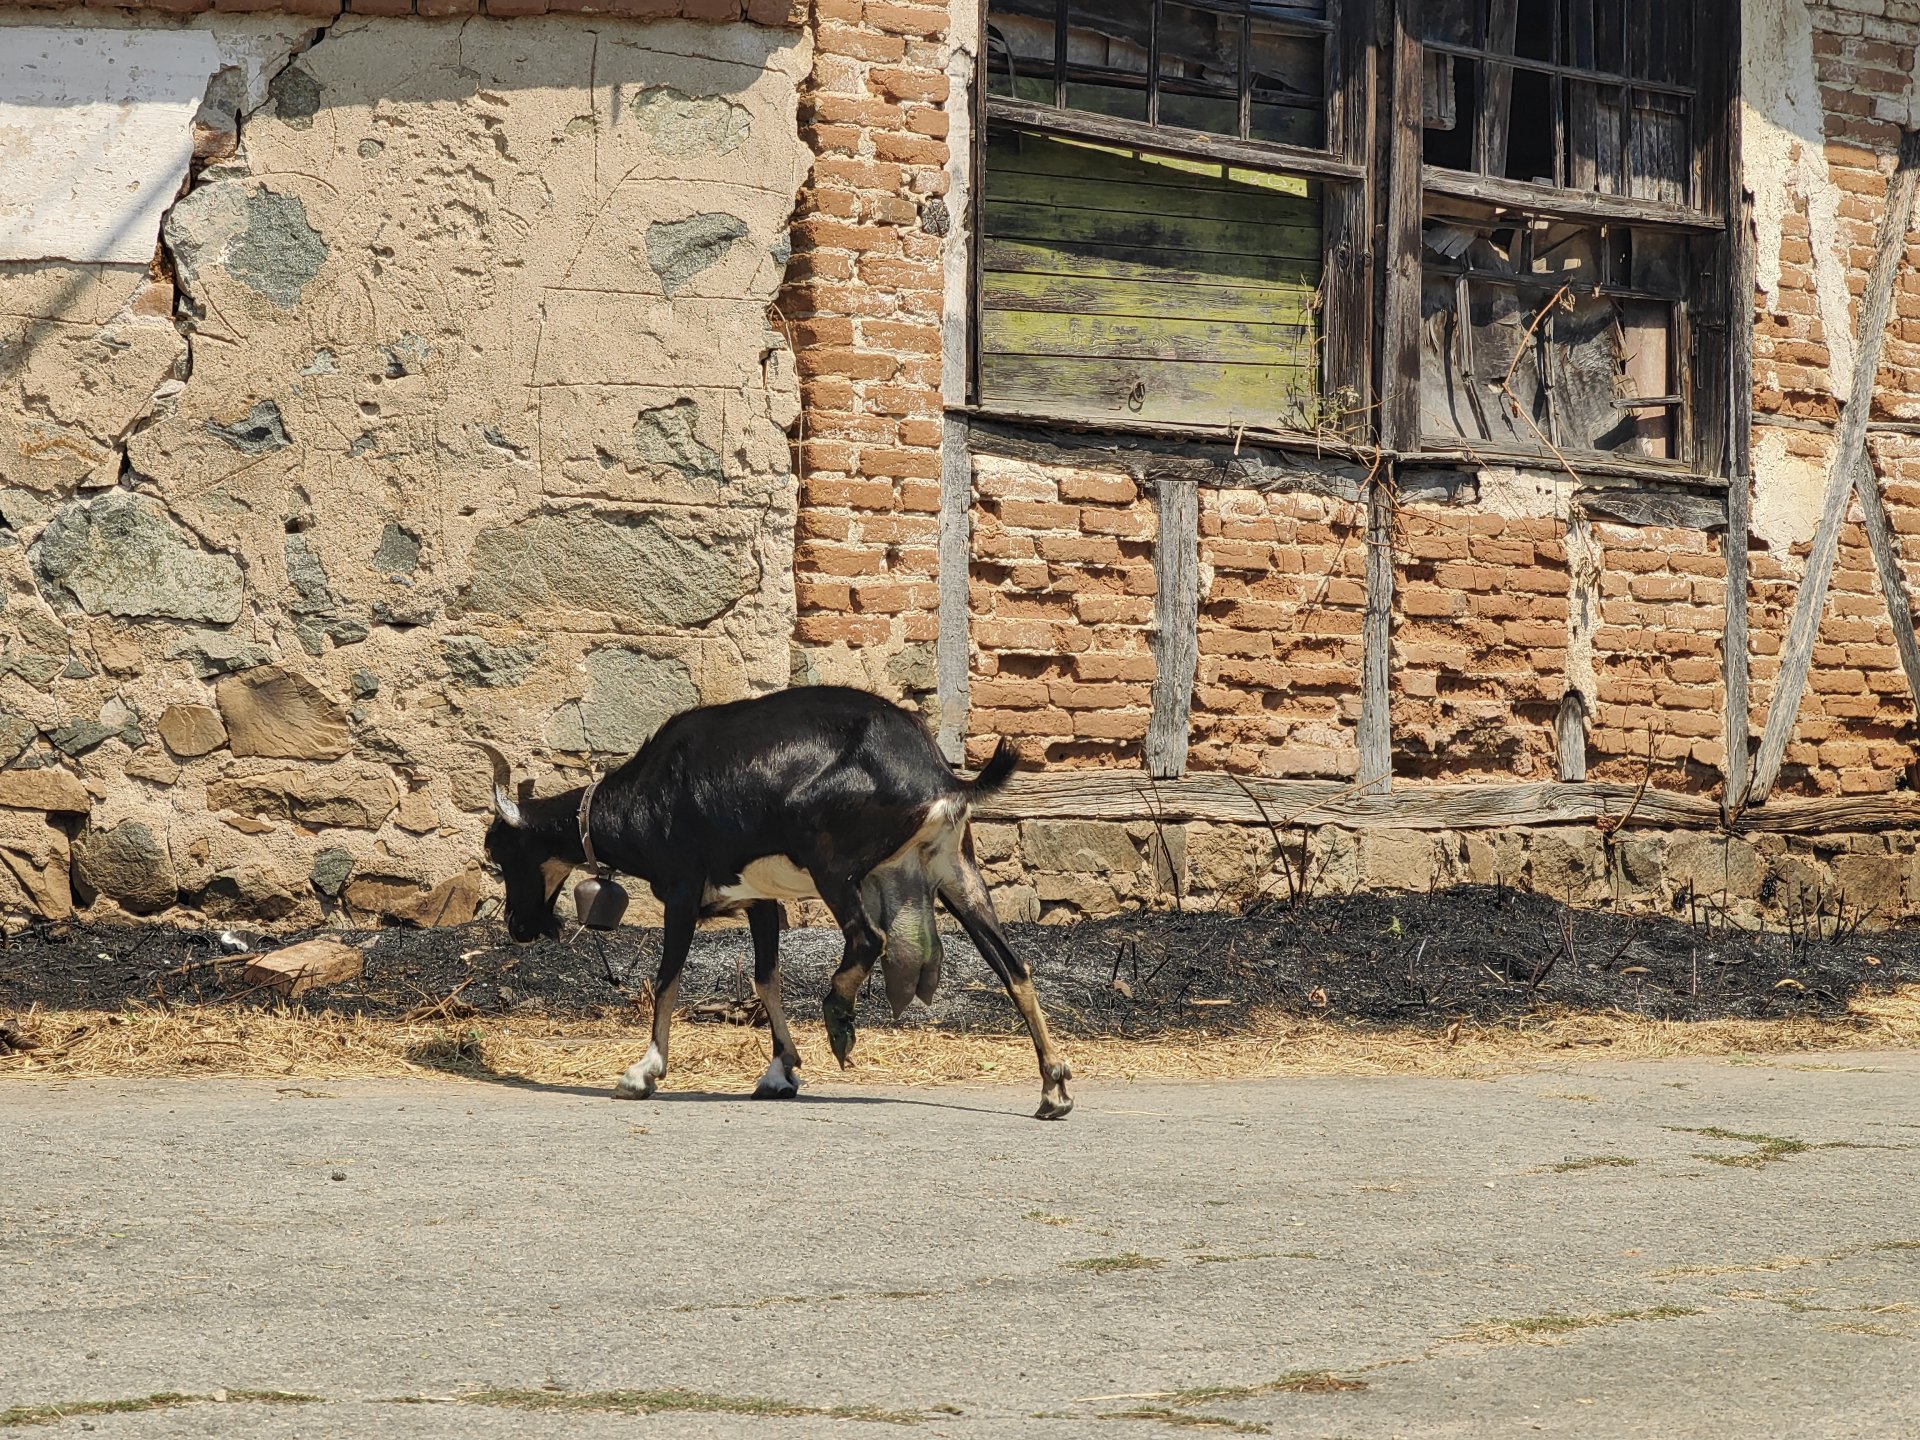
[1,10,811,923]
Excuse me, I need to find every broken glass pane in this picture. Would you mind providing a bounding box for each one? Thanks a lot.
[1064,2,1152,120]
[1248,16,1324,146]
[1159,3,1242,136]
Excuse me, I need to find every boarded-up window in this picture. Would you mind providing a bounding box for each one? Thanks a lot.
[976,1,1366,433]
[979,130,1323,428]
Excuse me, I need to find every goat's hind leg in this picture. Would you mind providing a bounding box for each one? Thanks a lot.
[939,856,1073,1120]
[747,901,801,1098]
[615,896,695,1100]
[814,875,886,1068]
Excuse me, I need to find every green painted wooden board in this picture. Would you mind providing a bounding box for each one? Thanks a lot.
[982,238,1317,291]
[981,270,1318,326]
[979,353,1319,428]
[984,199,1322,262]
[982,309,1314,365]
[979,127,1324,425]
[988,128,1318,199]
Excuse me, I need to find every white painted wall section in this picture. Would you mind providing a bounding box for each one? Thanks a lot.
[0,27,219,262]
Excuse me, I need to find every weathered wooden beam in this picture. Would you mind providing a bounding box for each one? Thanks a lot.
[1849,449,1920,726]
[935,413,973,763]
[971,772,1920,836]
[1577,487,1728,532]
[967,417,1370,500]
[1722,131,1756,819]
[1146,479,1200,778]
[1749,128,1920,806]
[1380,0,1424,453]
[1357,477,1393,794]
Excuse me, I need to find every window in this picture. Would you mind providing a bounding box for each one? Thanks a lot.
[1411,0,1733,470]
[970,0,1740,480]
[974,3,1369,431]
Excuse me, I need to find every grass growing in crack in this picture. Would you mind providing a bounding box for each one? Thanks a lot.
[1450,1305,1701,1346]
[1546,1155,1638,1173]
[1192,1250,1323,1264]
[1169,1373,1368,1403]
[1066,1253,1166,1275]
[1,1391,320,1429]
[460,1388,922,1424]
[1673,1127,1809,1167]
[1097,1405,1272,1433]
[1026,1210,1076,1226]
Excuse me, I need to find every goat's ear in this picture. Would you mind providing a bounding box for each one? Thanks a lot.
[517,778,536,804]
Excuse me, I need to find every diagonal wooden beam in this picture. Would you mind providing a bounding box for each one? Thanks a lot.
[1748,127,1920,806]
[1849,450,1920,729]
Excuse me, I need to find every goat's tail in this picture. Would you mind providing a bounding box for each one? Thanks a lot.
[965,737,1020,796]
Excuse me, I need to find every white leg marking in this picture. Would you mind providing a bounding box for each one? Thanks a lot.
[753,1054,799,1098]
[614,1044,667,1100]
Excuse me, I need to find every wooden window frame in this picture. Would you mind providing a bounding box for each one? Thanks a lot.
[969,1,1376,441]
[1381,0,1743,483]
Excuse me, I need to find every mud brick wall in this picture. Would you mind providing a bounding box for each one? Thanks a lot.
[1390,505,1568,783]
[1188,489,1365,779]
[963,457,1156,770]
[1588,525,1728,792]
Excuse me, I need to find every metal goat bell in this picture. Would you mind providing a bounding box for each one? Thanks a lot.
[573,872,629,930]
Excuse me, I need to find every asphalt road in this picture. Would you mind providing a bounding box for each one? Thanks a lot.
[5,1054,1919,1438]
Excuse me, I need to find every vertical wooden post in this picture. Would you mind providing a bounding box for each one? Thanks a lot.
[1851,453,1920,724]
[1358,476,1394,794]
[935,414,973,764]
[1721,195,1756,815]
[1749,128,1920,806]
[1380,0,1424,454]
[1146,480,1199,779]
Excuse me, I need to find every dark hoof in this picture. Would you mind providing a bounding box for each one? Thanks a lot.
[1035,1093,1073,1121]
[823,991,857,1069]
[752,1083,798,1100]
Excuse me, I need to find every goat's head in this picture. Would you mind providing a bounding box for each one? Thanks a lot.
[472,742,567,942]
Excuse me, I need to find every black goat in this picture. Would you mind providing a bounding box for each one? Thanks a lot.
[476,686,1073,1119]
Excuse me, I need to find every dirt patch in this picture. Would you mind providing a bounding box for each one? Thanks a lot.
[3,887,1919,1085]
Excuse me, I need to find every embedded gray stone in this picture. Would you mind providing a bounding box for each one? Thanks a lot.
[165,630,271,678]
[207,399,292,454]
[46,721,115,757]
[73,819,176,914]
[165,181,327,309]
[546,648,697,757]
[371,523,421,575]
[198,863,298,921]
[0,490,49,532]
[269,63,322,129]
[350,669,380,699]
[634,399,722,480]
[442,634,538,689]
[34,492,244,624]
[462,512,748,627]
[284,533,333,612]
[645,213,748,296]
[630,87,752,156]
[309,845,356,898]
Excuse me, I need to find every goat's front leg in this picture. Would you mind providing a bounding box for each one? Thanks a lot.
[815,876,886,1069]
[614,895,696,1100]
[747,900,801,1098]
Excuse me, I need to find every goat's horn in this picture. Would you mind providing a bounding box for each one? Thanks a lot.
[468,741,523,828]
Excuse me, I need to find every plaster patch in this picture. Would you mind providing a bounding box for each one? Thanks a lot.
[1750,426,1829,561]
[1742,0,1852,397]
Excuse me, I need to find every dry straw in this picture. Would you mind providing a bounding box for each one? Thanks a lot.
[4,987,1918,1089]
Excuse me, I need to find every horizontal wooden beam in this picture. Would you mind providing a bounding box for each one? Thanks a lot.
[972,772,1920,836]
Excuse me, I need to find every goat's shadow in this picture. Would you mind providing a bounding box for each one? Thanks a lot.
[418,1061,1029,1119]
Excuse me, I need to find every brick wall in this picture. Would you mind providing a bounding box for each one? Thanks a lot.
[964,457,1156,768]
[1390,507,1568,782]
[1189,489,1365,778]
[780,0,952,693]
[1588,524,1727,792]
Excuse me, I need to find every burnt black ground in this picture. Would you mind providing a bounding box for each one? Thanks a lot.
[3,885,1917,1037]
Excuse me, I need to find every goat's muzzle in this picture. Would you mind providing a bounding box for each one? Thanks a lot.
[469,740,523,828]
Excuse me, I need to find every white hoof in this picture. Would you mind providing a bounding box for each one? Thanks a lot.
[752,1056,799,1099]
[614,1047,666,1100]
